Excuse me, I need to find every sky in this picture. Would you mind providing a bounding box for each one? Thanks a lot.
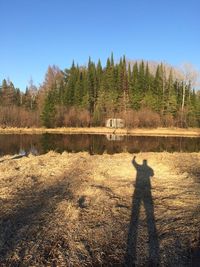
[0,0,200,90]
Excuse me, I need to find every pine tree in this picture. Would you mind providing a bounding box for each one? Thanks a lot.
[41,90,56,128]
[74,69,84,107]
[1,79,10,105]
[144,63,152,92]
[130,62,141,110]
[153,65,163,112]
[96,59,103,90]
[138,61,145,93]
[64,61,77,106]
[87,57,96,113]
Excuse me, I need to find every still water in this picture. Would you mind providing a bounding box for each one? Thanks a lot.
[0,134,199,156]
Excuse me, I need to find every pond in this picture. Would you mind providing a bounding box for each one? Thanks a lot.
[0,134,199,156]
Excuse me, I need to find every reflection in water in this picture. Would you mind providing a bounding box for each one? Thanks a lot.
[106,134,124,141]
[124,157,159,266]
[0,134,199,156]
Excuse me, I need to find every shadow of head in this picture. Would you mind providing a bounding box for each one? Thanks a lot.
[133,157,154,178]
[143,159,147,165]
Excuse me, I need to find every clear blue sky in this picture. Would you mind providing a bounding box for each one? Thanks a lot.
[0,0,200,90]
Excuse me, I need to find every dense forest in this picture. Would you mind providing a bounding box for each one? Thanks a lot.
[0,54,200,128]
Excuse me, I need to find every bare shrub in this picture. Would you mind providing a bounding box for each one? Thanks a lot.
[54,106,67,127]
[138,108,161,128]
[64,107,91,127]
[19,108,40,127]
[0,106,40,127]
[162,114,174,127]
[92,107,106,126]
[119,110,139,128]
[175,108,188,128]
[0,106,17,127]
[78,109,91,127]
[64,107,77,127]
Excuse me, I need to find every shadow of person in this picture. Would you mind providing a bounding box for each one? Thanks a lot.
[124,156,160,266]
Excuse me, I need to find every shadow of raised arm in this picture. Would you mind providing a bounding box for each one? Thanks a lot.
[132,156,140,170]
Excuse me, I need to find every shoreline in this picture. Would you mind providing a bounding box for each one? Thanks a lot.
[0,127,199,137]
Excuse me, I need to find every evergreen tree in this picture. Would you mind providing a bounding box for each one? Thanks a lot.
[64,61,77,106]
[144,63,152,92]
[153,65,163,112]
[130,62,141,109]
[41,90,56,128]
[87,57,96,113]
[164,69,177,115]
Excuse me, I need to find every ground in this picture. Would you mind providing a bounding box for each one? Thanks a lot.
[0,151,200,266]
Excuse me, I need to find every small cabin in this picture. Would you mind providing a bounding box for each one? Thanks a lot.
[106,118,125,128]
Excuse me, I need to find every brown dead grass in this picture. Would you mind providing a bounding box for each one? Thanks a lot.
[0,152,200,266]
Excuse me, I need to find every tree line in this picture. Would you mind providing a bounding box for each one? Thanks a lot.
[0,54,200,128]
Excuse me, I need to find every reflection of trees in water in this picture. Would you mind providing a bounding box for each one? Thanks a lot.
[0,135,41,156]
[0,134,199,156]
[127,137,168,153]
[40,134,56,153]
[127,136,200,153]
[41,134,95,154]
[60,134,90,153]
[89,135,105,155]
[40,135,200,154]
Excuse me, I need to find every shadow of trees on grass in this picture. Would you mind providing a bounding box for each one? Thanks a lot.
[0,168,76,265]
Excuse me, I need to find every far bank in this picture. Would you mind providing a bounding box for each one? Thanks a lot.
[0,127,200,137]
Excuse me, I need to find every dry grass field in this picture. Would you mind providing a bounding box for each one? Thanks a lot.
[0,151,200,266]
